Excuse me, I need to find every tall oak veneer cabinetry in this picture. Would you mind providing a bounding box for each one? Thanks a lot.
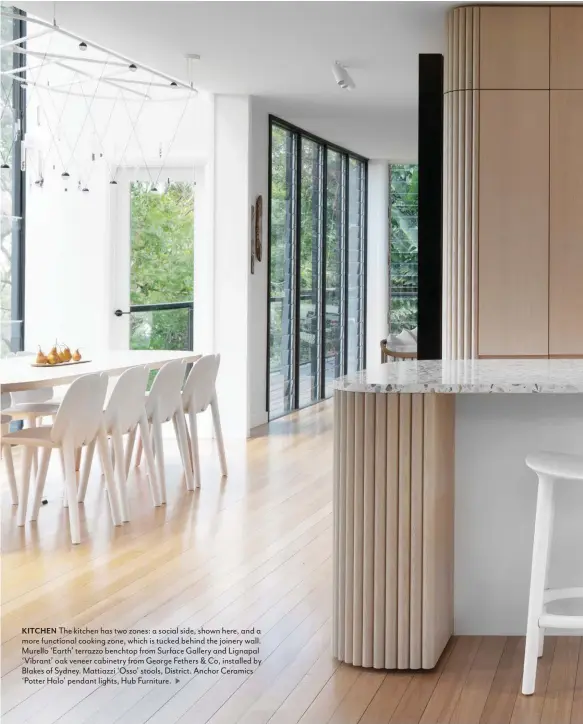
[444,6,583,358]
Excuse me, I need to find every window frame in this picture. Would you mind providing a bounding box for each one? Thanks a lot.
[267,115,368,419]
[1,8,26,355]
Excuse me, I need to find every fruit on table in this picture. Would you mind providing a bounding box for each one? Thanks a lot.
[72,349,82,362]
[59,344,72,363]
[47,350,60,365]
[36,347,48,365]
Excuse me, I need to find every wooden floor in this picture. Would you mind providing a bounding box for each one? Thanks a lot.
[1,401,582,724]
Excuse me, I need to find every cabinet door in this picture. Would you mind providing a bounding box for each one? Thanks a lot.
[550,92,583,356]
[480,6,549,90]
[551,7,583,89]
[478,91,549,357]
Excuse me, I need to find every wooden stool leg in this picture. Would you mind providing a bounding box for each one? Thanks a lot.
[522,474,554,695]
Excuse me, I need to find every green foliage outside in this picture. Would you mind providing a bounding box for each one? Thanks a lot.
[129,181,194,352]
[390,164,418,333]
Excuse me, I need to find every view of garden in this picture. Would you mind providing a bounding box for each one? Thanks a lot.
[389,163,419,333]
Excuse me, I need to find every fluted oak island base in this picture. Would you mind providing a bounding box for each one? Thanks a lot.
[332,390,455,670]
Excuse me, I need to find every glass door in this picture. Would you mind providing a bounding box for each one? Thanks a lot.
[111,167,195,352]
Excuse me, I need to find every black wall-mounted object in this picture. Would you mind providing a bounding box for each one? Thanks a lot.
[417,54,444,360]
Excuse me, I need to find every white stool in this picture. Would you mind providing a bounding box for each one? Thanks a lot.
[522,451,583,695]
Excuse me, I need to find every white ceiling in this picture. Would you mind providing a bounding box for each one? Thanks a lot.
[16,1,451,159]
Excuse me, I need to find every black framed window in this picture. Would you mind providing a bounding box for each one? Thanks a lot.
[1,7,26,356]
[389,164,418,334]
[268,117,367,420]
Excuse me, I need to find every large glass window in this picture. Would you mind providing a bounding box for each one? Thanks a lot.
[268,125,296,419]
[268,118,367,419]
[1,8,25,356]
[389,164,418,334]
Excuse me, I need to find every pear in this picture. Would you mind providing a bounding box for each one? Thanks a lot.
[47,351,59,365]
[36,346,48,365]
[72,348,82,362]
[60,344,72,363]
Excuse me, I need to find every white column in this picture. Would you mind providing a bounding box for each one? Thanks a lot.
[366,160,390,368]
[212,95,251,438]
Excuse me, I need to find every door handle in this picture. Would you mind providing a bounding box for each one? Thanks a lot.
[114,309,130,317]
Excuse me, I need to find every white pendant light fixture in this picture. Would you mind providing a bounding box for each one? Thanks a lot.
[332,61,355,91]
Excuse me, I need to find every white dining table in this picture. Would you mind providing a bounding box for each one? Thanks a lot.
[0,350,201,392]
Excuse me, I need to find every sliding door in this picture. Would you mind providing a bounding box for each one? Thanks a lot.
[268,118,367,420]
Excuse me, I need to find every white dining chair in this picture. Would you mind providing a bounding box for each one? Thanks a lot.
[3,352,62,474]
[133,359,194,503]
[1,392,18,505]
[181,353,227,488]
[76,365,159,521]
[2,373,122,544]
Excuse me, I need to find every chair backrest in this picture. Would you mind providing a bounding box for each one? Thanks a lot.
[8,351,54,404]
[182,354,220,413]
[103,365,149,434]
[51,373,108,448]
[146,359,186,423]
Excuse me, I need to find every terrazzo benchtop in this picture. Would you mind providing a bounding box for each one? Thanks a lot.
[332,359,583,394]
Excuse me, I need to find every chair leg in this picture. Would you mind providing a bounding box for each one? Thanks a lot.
[138,414,160,507]
[135,433,144,467]
[30,448,52,522]
[188,409,202,489]
[152,415,167,504]
[29,417,39,476]
[77,439,96,503]
[174,410,194,491]
[522,474,555,695]
[3,444,18,505]
[538,492,555,658]
[63,444,81,545]
[75,447,82,473]
[16,447,34,527]
[125,427,137,478]
[211,395,228,477]
[111,428,129,522]
[96,429,122,527]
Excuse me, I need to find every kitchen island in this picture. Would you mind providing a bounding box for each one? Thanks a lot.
[331,359,583,670]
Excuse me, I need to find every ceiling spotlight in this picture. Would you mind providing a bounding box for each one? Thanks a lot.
[79,41,87,51]
[129,63,137,72]
[1,163,10,169]
[170,81,178,88]
[61,171,70,178]
[332,61,355,91]
[109,179,118,185]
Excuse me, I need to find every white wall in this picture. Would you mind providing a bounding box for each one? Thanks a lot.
[25,161,112,354]
[212,95,251,437]
[248,98,269,430]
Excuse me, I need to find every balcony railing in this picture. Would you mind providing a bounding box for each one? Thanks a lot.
[129,301,193,352]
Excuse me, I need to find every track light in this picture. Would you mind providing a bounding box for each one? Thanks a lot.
[79,41,87,51]
[129,63,137,72]
[332,61,355,91]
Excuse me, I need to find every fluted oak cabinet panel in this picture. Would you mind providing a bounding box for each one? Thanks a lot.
[333,390,454,670]
[550,91,583,356]
[479,6,549,90]
[478,91,549,357]
[551,7,583,89]
[443,6,480,360]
